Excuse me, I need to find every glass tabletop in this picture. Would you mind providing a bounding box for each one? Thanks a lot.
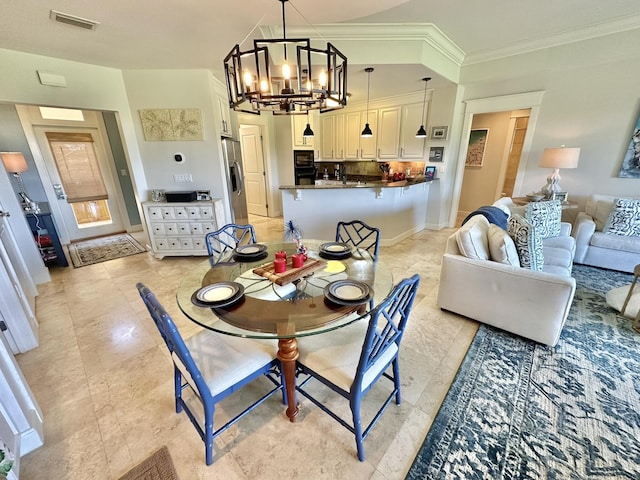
[176,239,394,339]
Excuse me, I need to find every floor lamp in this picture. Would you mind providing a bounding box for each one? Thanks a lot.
[1,151,39,212]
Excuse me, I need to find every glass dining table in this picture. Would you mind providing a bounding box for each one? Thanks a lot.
[176,239,394,422]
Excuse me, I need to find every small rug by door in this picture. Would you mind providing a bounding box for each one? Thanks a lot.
[118,446,180,480]
[406,265,639,479]
[68,233,146,267]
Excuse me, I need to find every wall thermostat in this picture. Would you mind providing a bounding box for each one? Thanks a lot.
[174,153,184,163]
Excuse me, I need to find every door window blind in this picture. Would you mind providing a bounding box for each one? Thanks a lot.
[45,132,108,203]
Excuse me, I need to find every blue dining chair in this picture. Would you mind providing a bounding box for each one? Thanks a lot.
[136,283,284,466]
[205,223,257,263]
[336,220,381,260]
[295,274,420,461]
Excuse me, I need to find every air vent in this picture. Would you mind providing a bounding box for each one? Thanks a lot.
[50,10,100,30]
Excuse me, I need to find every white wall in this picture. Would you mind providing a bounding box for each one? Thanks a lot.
[460,28,640,208]
[122,69,229,220]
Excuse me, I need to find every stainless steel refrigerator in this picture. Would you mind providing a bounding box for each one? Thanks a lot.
[221,138,248,225]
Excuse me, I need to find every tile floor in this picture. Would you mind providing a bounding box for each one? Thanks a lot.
[16,215,478,480]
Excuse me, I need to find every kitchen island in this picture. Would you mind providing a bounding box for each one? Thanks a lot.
[280,178,433,246]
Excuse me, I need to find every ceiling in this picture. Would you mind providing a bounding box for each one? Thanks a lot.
[3,0,640,103]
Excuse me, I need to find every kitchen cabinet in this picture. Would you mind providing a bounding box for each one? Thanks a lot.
[399,102,426,159]
[344,111,362,160]
[359,109,378,159]
[376,107,401,159]
[142,200,223,259]
[216,86,233,138]
[320,115,336,159]
[319,113,345,160]
[292,114,316,149]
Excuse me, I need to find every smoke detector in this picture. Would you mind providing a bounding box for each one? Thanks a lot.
[50,10,100,30]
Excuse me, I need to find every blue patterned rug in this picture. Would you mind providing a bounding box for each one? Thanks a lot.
[406,265,640,479]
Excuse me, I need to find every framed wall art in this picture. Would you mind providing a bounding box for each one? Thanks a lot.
[618,112,640,178]
[465,129,489,167]
[429,146,444,162]
[425,165,437,180]
[139,108,203,141]
[431,126,448,140]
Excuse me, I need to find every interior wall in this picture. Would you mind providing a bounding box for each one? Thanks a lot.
[121,69,228,217]
[460,28,640,208]
[458,111,511,213]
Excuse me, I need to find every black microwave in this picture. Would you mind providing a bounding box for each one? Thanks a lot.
[294,150,315,168]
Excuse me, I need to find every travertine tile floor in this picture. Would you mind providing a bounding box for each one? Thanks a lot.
[16,215,478,479]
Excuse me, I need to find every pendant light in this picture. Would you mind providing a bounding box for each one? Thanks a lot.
[224,0,348,115]
[415,77,431,138]
[361,67,374,137]
[303,111,314,137]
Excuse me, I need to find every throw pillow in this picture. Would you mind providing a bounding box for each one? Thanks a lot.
[456,215,490,260]
[487,224,520,267]
[525,200,562,239]
[603,198,640,237]
[508,214,544,271]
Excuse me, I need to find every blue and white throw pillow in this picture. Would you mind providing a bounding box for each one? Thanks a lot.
[525,200,562,239]
[508,214,544,271]
[603,198,640,237]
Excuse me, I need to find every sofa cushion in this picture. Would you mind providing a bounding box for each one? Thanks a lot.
[508,214,544,271]
[525,200,562,238]
[456,215,490,260]
[603,198,640,237]
[487,224,520,266]
[586,195,615,231]
[590,232,640,253]
[542,245,574,270]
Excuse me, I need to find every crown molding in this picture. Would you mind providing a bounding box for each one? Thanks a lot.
[464,13,640,65]
[260,23,466,67]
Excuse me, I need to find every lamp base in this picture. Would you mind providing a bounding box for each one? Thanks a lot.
[541,168,562,199]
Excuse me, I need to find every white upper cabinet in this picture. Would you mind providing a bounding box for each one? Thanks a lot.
[320,115,336,159]
[334,114,345,160]
[399,102,426,159]
[359,109,378,159]
[292,114,315,149]
[216,86,233,137]
[345,111,362,160]
[376,107,401,159]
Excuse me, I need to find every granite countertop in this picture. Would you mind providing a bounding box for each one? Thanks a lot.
[280,177,434,190]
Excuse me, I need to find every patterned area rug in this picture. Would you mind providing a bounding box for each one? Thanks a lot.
[68,233,146,267]
[117,446,179,480]
[406,265,639,479]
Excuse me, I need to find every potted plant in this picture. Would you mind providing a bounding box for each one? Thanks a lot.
[0,440,14,480]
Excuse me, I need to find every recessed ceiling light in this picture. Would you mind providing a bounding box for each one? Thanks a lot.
[50,10,99,30]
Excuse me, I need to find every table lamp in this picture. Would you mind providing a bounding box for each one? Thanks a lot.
[539,146,580,199]
[1,151,38,211]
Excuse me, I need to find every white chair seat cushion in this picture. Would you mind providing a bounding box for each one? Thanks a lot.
[297,317,398,393]
[590,231,640,253]
[177,330,277,398]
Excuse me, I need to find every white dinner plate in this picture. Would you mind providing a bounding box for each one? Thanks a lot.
[192,281,245,308]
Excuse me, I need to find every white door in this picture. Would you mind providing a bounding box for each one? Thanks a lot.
[32,126,124,241]
[239,125,269,216]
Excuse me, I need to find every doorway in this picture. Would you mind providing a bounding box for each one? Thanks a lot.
[239,125,269,217]
[32,126,125,241]
[456,109,531,225]
[450,91,545,227]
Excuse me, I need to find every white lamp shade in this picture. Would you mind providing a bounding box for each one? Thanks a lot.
[1,152,28,173]
[539,147,580,169]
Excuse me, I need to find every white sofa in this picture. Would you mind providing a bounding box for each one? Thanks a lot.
[437,202,576,346]
[573,194,640,273]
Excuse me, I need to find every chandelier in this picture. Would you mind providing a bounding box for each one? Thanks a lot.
[223,0,348,115]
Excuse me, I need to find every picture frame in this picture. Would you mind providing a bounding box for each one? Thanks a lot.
[424,166,437,180]
[465,128,489,167]
[431,126,448,140]
[429,146,444,162]
[553,191,568,203]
